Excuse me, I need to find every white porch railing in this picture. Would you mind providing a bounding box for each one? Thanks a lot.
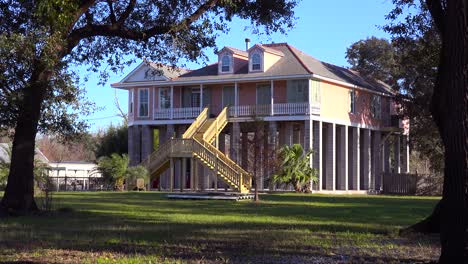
[153,107,202,120]
[229,102,320,117]
[153,103,320,120]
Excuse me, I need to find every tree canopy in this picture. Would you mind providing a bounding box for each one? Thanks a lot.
[0,0,299,214]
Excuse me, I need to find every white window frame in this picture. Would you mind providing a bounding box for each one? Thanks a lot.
[159,87,171,109]
[219,52,233,74]
[256,83,271,105]
[250,52,262,72]
[371,95,381,119]
[222,85,235,107]
[138,88,149,118]
[191,87,201,108]
[129,89,134,114]
[349,90,356,114]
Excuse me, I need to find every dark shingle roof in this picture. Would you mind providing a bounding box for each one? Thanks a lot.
[282,44,393,94]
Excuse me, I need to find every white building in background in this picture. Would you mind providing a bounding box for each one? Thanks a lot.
[47,161,102,191]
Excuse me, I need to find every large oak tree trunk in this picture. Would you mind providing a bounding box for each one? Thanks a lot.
[427,1,468,262]
[0,65,49,215]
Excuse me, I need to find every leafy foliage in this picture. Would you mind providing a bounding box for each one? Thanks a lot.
[345,6,444,173]
[272,144,317,192]
[95,124,128,159]
[97,153,129,191]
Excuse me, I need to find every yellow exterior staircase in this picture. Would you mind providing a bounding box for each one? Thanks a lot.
[142,107,252,193]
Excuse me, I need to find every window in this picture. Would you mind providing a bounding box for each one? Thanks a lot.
[251,53,261,71]
[159,88,171,109]
[371,95,381,119]
[221,55,231,72]
[129,90,134,114]
[256,83,271,105]
[349,90,356,114]
[287,80,308,103]
[191,88,200,107]
[138,88,149,117]
[222,86,235,107]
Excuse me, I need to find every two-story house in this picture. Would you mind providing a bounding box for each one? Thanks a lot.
[111,41,409,193]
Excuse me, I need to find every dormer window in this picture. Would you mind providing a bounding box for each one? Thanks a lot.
[251,53,261,71]
[221,55,231,72]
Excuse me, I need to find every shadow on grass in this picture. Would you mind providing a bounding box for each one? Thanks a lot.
[0,192,439,262]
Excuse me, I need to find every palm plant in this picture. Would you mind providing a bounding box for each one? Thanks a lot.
[272,144,317,192]
[97,153,129,191]
[125,165,149,190]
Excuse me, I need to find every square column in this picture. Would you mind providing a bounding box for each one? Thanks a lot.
[317,121,323,191]
[360,129,371,190]
[383,136,391,173]
[283,122,294,146]
[336,125,346,190]
[402,135,410,173]
[230,122,241,163]
[348,127,360,190]
[219,133,226,154]
[323,123,335,190]
[372,131,382,191]
[141,125,154,162]
[128,125,141,166]
[241,132,249,169]
[394,135,401,173]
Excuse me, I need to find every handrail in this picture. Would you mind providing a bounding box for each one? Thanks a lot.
[143,106,251,192]
[203,107,228,143]
[194,138,250,179]
[182,107,209,139]
[140,138,173,173]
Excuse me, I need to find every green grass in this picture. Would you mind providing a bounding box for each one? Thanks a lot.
[0,192,440,263]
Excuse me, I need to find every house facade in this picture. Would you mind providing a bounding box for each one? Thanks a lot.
[111,42,409,193]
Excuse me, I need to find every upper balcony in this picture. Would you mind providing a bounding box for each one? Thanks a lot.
[153,102,320,120]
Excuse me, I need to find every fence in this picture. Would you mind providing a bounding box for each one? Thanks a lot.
[382,173,443,195]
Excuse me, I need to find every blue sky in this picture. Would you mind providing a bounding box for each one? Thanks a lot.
[82,0,395,132]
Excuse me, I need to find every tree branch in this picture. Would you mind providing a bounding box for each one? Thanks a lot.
[117,0,136,26]
[107,0,116,24]
[66,0,220,54]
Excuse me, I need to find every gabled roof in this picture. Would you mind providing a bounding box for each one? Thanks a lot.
[112,43,394,95]
[249,44,284,57]
[218,46,249,58]
[0,143,49,163]
[118,61,190,83]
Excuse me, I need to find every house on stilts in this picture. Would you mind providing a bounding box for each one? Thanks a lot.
[111,40,409,194]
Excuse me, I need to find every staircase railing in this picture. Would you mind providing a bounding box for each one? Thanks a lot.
[142,106,252,192]
[142,139,173,174]
[203,107,228,143]
[192,138,251,190]
[182,107,209,139]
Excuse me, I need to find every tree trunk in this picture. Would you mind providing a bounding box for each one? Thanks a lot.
[427,1,468,262]
[0,65,49,215]
[403,199,441,234]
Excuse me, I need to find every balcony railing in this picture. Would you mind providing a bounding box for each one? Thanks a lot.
[228,102,320,117]
[152,103,320,120]
[153,107,202,120]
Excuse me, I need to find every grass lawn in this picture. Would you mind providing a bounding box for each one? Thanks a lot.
[0,192,440,263]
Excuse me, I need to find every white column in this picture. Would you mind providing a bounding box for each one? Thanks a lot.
[404,135,410,173]
[270,80,274,116]
[200,84,203,108]
[234,82,239,117]
[332,123,336,191]
[345,125,349,191]
[170,85,174,119]
[356,127,361,191]
[319,121,323,191]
